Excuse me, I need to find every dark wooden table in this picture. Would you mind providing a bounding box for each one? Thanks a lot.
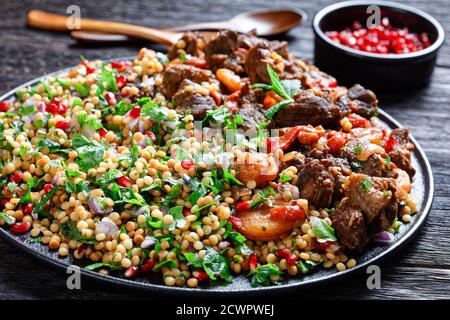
[1,0,449,300]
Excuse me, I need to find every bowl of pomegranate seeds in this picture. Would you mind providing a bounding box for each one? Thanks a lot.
[313,0,445,91]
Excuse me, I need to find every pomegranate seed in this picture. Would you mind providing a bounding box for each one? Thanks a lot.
[315,241,336,251]
[326,19,430,54]
[9,172,22,183]
[249,254,258,270]
[124,266,139,279]
[46,98,67,115]
[193,270,209,281]
[1,198,10,207]
[104,92,116,106]
[11,221,31,233]
[235,201,250,212]
[116,76,126,89]
[117,176,132,188]
[99,127,107,137]
[81,61,95,75]
[111,61,131,71]
[182,208,191,217]
[275,248,290,259]
[23,203,34,215]
[77,243,89,257]
[129,106,141,118]
[385,136,398,153]
[144,131,156,142]
[55,120,70,131]
[227,216,243,230]
[181,160,195,170]
[44,184,54,193]
[0,101,9,112]
[140,259,155,272]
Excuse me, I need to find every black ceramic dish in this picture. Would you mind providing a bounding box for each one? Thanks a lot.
[0,63,434,295]
[313,0,445,91]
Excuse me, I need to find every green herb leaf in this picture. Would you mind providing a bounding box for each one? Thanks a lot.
[266,65,290,100]
[360,178,373,193]
[162,183,182,207]
[153,258,177,270]
[0,213,16,225]
[183,252,203,269]
[297,259,323,274]
[84,262,122,271]
[264,98,293,119]
[100,64,118,92]
[312,219,337,243]
[248,263,283,287]
[202,247,232,282]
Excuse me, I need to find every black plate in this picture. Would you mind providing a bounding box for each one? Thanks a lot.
[0,63,434,296]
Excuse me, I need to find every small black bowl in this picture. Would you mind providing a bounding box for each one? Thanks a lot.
[313,0,445,91]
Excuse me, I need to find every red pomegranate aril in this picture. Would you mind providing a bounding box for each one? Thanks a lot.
[116,76,126,89]
[44,184,54,193]
[193,270,209,281]
[76,243,89,257]
[315,240,336,251]
[23,203,34,215]
[385,135,398,153]
[326,18,430,55]
[46,98,68,115]
[117,176,132,188]
[227,216,243,230]
[0,101,9,112]
[182,208,191,217]
[235,201,251,212]
[99,127,108,137]
[1,198,10,207]
[104,92,116,106]
[181,160,195,170]
[124,266,139,279]
[129,106,141,118]
[275,248,290,259]
[144,131,156,142]
[11,221,31,233]
[81,61,95,75]
[140,259,155,272]
[55,120,70,131]
[9,172,22,183]
[249,254,258,270]
[111,61,131,71]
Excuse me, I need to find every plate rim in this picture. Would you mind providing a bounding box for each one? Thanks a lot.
[0,61,435,296]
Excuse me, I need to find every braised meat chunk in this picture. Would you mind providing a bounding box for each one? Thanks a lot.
[273,91,341,128]
[161,64,212,98]
[387,128,416,176]
[330,198,369,251]
[346,173,398,231]
[172,80,217,120]
[168,32,204,60]
[297,157,350,209]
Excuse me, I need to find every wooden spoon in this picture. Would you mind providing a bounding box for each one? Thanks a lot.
[27,9,306,45]
[27,9,181,46]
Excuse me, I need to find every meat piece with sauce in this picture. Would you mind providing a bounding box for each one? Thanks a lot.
[161,64,212,98]
[330,197,369,251]
[346,173,398,231]
[272,90,341,128]
[172,79,217,119]
[387,128,416,176]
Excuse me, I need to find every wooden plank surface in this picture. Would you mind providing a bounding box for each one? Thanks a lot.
[1,0,449,300]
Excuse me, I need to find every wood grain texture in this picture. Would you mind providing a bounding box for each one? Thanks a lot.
[1,0,449,300]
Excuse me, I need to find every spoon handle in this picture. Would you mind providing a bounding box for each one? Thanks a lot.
[27,10,180,46]
[168,21,232,32]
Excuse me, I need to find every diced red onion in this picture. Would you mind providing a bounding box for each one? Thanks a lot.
[133,205,150,218]
[309,216,320,228]
[95,217,119,238]
[141,236,157,249]
[218,241,230,250]
[372,231,394,244]
[128,117,139,129]
[51,173,61,186]
[37,102,46,112]
[277,183,300,199]
[88,196,113,216]
[138,120,145,133]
